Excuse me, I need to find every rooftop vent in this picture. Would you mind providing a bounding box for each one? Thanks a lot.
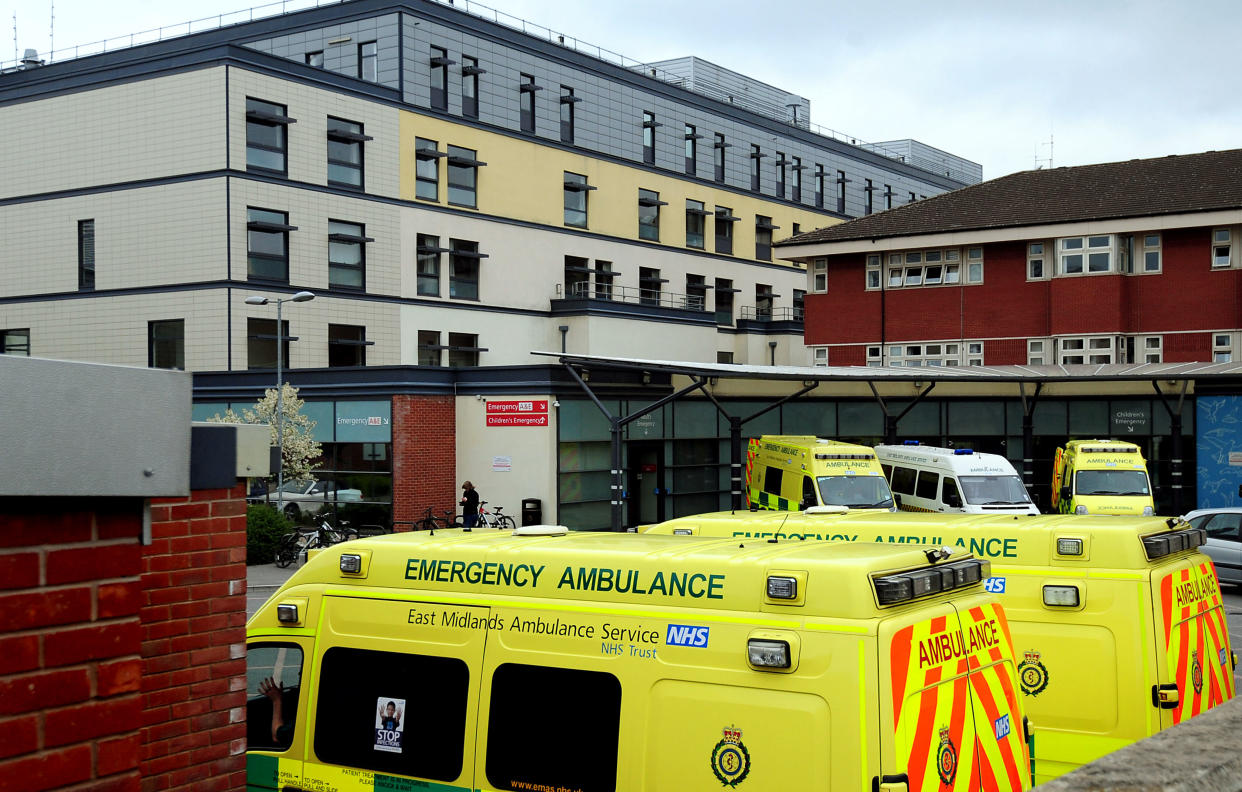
[20,49,44,67]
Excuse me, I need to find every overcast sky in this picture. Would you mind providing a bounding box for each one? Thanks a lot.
[7,0,1239,180]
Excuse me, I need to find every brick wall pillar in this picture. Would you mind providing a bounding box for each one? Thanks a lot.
[392,395,457,527]
[140,483,249,792]
[0,500,145,792]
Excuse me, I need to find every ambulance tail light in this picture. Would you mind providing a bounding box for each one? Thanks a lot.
[1074,505,1088,515]
[873,559,989,605]
[747,639,791,669]
[1141,526,1206,560]
[1042,585,1080,607]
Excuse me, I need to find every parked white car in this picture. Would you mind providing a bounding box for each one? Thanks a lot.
[1182,508,1242,587]
[260,479,363,518]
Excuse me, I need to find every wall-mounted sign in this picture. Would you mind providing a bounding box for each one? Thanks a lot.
[486,399,548,427]
[1229,452,1242,467]
[493,456,512,472]
[486,414,549,427]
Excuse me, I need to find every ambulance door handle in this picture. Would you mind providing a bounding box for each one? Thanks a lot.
[874,773,909,792]
[1151,683,1179,709]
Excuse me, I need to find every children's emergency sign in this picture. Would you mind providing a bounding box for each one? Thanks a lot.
[486,399,548,427]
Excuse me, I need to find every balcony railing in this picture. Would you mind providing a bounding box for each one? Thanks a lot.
[561,281,709,311]
[739,306,804,322]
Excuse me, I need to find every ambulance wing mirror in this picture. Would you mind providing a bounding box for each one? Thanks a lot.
[944,491,962,508]
[798,497,812,511]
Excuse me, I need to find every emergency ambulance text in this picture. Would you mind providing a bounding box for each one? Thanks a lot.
[1174,574,1218,608]
[729,531,1020,558]
[404,558,727,599]
[918,618,1001,669]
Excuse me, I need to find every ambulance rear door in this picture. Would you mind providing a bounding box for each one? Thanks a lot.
[1151,556,1236,728]
[882,598,1031,792]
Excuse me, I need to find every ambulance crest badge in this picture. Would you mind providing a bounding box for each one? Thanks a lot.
[1017,649,1049,697]
[710,725,751,787]
[936,726,958,786]
[1191,650,1203,695]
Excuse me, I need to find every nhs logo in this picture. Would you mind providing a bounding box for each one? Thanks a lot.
[994,714,1011,741]
[983,577,1007,594]
[666,624,710,648]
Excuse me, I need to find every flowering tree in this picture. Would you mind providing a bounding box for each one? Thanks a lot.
[207,383,322,481]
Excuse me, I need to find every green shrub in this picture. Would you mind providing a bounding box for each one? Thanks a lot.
[247,504,292,565]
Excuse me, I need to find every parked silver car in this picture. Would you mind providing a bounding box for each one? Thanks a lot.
[1182,508,1242,586]
[251,478,363,518]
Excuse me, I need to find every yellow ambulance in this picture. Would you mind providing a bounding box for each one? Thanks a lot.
[644,509,1236,784]
[1050,439,1155,516]
[747,435,895,511]
[246,526,1032,792]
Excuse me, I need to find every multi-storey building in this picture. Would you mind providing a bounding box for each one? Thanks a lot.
[0,0,975,527]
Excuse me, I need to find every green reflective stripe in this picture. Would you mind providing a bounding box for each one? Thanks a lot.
[246,754,279,789]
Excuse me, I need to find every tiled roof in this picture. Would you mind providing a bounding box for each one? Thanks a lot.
[779,149,1242,246]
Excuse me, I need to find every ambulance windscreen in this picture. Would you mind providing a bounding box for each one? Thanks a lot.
[1075,469,1150,496]
[816,475,894,509]
[959,475,1033,506]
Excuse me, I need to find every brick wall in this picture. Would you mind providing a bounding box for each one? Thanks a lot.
[141,484,248,792]
[392,395,457,526]
[0,500,145,792]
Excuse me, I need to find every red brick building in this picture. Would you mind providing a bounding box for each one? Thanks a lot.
[778,150,1242,368]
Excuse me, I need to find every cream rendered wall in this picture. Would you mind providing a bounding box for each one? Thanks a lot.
[454,394,560,525]
[231,291,402,370]
[0,68,226,200]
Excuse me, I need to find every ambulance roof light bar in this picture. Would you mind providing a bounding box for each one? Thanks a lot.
[1141,526,1206,560]
[815,453,875,460]
[873,559,990,606]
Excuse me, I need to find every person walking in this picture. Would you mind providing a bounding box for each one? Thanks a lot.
[460,481,480,528]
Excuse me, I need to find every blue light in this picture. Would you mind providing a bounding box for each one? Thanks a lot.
[903,440,920,445]
[954,448,974,455]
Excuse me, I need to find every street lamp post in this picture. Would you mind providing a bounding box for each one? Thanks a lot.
[245,291,315,515]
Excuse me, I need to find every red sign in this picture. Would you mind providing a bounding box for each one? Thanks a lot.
[486,414,549,427]
[486,400,549,414]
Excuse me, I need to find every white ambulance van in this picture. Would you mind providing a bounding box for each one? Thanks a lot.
[875,443,1039,516]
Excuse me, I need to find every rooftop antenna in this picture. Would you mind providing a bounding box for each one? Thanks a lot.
[49,0,53,62]
[12,12,17,62]
[1035,128,1054,170]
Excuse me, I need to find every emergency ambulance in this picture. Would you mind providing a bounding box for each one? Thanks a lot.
[1051,439,1155,516]
[246,526,1032,792]
[874,443,1039,516]
[747,435,895,511]
[644,509,1236,784]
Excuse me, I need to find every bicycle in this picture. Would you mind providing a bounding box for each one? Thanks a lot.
[273,518,359,567]
[474,502,516,531]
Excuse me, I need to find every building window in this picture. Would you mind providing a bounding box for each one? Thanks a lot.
[812,347,828,367]
[685,200,706,249]
[328,324,369,367]
[149,320,184,369]
[563,172,591,228]
[358,41,378,81]
[909,191,917,203]
[415,138,442,201]
[448,332,482,367]
[564,255,590,298]
[447,145,482,208]
[684,125,698,175]
[864,179,874,215]
[966,247,984,283]
[449,240,482,301]
[1137,335,1162,364]
[1214,333,1233,363]
[247,208,294,282]
[887,342,973,368]
[865,254,881,290]
[836,170,848,214]
[1141,233,1162,273]
[755,216,776,261]
[685,274,708,311]
[1027,339,1045,365]
[247,317,289,370]
[1058,336,1114,365]
[328,220,368,291]
[78,219,95,291]
[418,330,442,366]
[717,351,734,364]
[595,261,614,300]
[519,74,538,133]
[245,98,291,174]
[775,152,786,198]
[750,145,763,192]
[305,51,324,67]
[559,87,577,144]
[812,258,827,292]
[416,234,442,296]
[639,267,664,306]
[326,117,368,190]
[1027,242,1046,280]
[1,328,30,356]
[883,184,892,210]
[642,111,658,165]
[814,165,825,209]
[1059,235,1112,275]
[638,189,663,241]
[429,46,452,111]
[792,157,803,203]
[792,289,805,321]
[714,278,735,325]
[714,134,727,182]
[882,249,965,288]
[1212,229,1231,268]
[866,346,882,367]
[755,284,776,320]
[461,56,482,118]
[714,206,735,255]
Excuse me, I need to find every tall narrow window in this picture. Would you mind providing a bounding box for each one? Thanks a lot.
[750,145,764,191]
[714,134,727,182]
[563,172,591,228]
[417,234,442,296]
[247,208,294,282]
[791,157,802,202]
[358,41,378,81]
[328,220,369,291]
[415,138,442,201]
[883,184,892,210]
[449,240,482,300]
[328,324,370,367]
[714,206,735,255]
[447,145,483,208]
[812,258,827,292]
[685,274,707,311]
[1212,229,1231,268]
[595,261,614,300]
[559,87,577,144]
[246,317,289,370]
[326,117,368,190]
[1142,234,1162,272]
[78,219,95,291]
[684,125,698,175]
[714,278,736,325]
[864,179,874,215]
[461,56,482,118]
[448,333,483,367]
[642,111,658,165]
[564,255,590,299]
[755,284,775,320]
[429,46,452,111]
[1027,242,1045,280]
[638,189,663,241]
[519,74,538,133]
[1,329,30,356]
[1214,333,1233,363]
[148,320,184,369]
[909,191,917,203]
[245,98,292,174]
[418,330,442,366]
[836,170,848,214]
[685,200,707,249]
[755,216,776,261]
[775,152,786,198]
[814,165,825,209]
[792,289,805,321]
[638,267,663,306]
